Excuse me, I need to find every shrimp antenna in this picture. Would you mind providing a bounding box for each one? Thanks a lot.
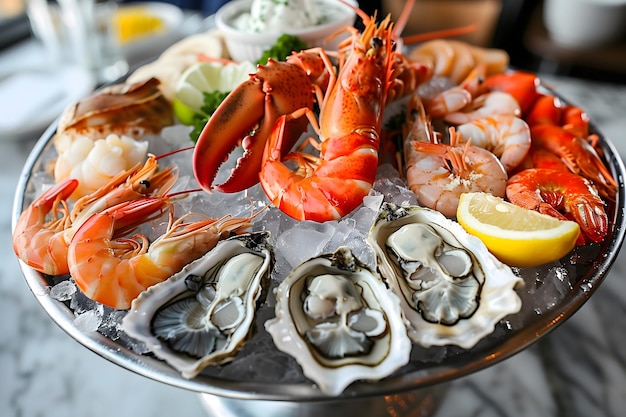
[402,24,478,45]
[393,0,415,38]
[339,0,371,26]
[155,146,195,160]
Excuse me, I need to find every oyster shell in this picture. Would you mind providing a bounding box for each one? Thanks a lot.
[368,203,523,349]
[122,232,272,379]
[265,247,411,396]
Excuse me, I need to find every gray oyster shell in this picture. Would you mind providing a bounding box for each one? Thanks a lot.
[265,247,411,396]
[122,232,272,379]
[368,203,523,349]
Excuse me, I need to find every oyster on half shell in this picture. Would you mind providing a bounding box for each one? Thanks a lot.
[265,247,411,396]
[122,232,272,379]
[368,203,523,349]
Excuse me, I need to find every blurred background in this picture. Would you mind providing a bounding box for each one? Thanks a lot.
[1,0,625,84]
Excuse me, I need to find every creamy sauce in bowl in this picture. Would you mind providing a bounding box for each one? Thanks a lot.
[230,0,353,34]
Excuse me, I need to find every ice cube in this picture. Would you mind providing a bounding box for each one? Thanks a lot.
[50,280,77,301]
[276,221,334,269]
[70,288,102,315]
[374,176,419,206]
[73,310,102,333]
[98,309,127,341]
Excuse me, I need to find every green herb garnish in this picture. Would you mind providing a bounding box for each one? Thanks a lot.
[257,34,308,64]
[189,90,231,142]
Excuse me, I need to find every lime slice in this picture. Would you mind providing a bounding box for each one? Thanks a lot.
[173,61,256,123]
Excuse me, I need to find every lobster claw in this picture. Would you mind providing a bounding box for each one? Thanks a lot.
[193,60,315,193]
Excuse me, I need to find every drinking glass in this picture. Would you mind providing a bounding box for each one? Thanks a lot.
[26,0,129,83]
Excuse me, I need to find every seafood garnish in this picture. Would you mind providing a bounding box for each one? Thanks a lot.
[122,232,273,379]
[265,247,411,396]
[368,203,523,349]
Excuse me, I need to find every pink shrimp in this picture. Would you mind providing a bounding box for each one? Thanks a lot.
[405,126,508,217]
[456,115,531,173]
[67,198,255,309]
[13,179,78,275]
[12,156,178,276]
[408,39,509,86]
[423,64,486,118]
[444,91,521,125]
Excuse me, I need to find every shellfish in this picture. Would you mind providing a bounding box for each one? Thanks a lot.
[122,232,272,379]
[368,203,523,349]
[265,247,411,396]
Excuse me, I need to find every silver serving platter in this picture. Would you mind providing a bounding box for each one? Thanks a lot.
[12,110,626,405]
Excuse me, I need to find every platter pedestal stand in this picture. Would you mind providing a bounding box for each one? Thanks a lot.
[198,385,448,417]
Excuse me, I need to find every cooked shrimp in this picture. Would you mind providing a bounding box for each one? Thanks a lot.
[12,156,178,276]
[408,39,508,85]
[456,115,531,173]
[53,133,149,200]
[530,124,617,201]
[406,127,507,217]
[423,64,486,118]
[402,93,438,173]
[516,143,570,173]
[561,104,590,138]
[479,70,541,114]
[444,91,521,125]
[13,179,78,276]
[523,93,564,127]
[506,168,607,244]
[68,198,255,309]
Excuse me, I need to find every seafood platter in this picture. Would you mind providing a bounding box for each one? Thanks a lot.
[11,0,626,409]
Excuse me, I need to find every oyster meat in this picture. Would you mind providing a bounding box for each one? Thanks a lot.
[265,247,411,396]
[122,232,272,379]
[368,203,523,349]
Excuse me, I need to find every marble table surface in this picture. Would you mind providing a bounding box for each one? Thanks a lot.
[2,39,626,417]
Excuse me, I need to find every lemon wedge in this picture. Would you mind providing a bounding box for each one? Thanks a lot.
[173,61,256,123]
[456,192,580,267]
[114,7,165,44]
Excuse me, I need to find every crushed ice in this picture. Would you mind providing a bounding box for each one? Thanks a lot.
[49,280,76,301]
[37,118,605,383]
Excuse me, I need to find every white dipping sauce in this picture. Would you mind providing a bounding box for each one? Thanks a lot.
[233,0,341,33]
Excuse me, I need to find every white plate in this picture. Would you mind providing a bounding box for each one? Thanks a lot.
[0,66,95,139]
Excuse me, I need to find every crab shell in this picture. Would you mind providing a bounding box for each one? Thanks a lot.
[122,232,272,379]
[265,247,411,396]
[368,202,523,349]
